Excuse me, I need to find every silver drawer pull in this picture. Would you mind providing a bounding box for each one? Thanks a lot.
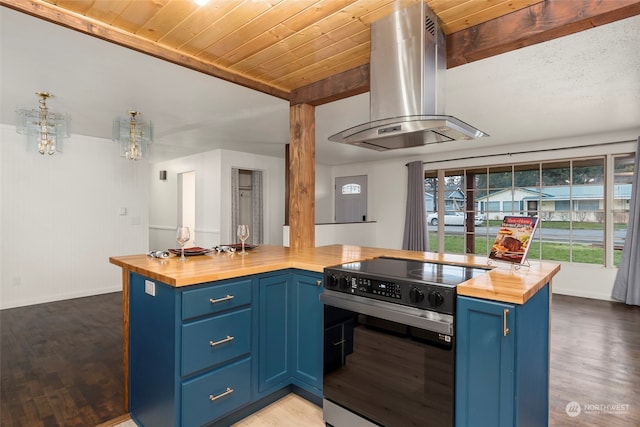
[209,294,234,304]
[210,335,234,347]
[209,387,234,401]
[332,339,346,346]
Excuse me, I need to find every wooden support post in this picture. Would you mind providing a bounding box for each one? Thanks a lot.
[288,104,315,249]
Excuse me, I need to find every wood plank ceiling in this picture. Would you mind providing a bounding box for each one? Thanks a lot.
[3,0,640,103]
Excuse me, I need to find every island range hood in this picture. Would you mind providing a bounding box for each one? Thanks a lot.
[329,1,487,151]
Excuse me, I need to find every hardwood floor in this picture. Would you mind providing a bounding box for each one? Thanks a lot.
[1,292,638,426]
[549,294,640,426]
[1,292,124,426]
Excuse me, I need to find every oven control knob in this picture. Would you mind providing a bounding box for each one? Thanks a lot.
[326,274,338,289]
[409,287,424,303]
[338,276,349,291]
[427,291,444,307]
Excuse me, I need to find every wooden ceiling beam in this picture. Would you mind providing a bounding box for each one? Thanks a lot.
[289,64,369,106]
[447,0,640,68]
[0,0,291,100]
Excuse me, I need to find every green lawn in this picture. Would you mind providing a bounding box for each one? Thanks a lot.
[430,234,622,265]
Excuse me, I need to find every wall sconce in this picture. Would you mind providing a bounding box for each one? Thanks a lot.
[16,92,70,155]
[112,111,153,160]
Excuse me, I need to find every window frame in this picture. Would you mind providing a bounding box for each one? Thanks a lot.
[425,152,634,267]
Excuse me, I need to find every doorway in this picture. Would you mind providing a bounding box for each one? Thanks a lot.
[231,168,264,245]
[335,175,368,223]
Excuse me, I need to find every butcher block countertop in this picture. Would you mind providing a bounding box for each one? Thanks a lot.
[110,245,560,304]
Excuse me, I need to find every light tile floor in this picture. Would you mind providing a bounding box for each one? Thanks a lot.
[108,394,323,427]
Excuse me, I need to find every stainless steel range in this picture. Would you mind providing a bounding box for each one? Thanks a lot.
[321,257,490,427]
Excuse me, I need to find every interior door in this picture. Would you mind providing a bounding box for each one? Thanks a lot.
[335,175,367,223]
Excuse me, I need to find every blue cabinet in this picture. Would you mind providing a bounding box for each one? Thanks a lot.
[257,273,291,392]
[129,274,254,427]
[290,272,323,393]
[257,271,323,398]
[129,269,324,426]
[456,284,549,427]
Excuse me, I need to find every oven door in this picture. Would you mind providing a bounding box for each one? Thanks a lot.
[321,290,455,427]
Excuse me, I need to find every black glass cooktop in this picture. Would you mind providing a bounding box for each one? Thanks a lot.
[337,257,490,286]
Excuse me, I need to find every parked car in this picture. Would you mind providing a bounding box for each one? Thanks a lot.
[427,211,485,226]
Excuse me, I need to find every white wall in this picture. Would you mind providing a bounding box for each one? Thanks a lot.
[315,163,333,223]
[150,150,222,250]
[0,125,149,309]
[315,122,639,300]
[149,149,285,250]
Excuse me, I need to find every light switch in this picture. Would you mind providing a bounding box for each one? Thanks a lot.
[145,280,156,296]
[118,207,127,216]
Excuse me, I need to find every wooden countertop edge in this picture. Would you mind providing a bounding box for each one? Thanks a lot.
[110,247,561,304]
[457,263,561,304]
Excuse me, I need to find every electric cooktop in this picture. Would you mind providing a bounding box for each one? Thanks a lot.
[334,256,490,286]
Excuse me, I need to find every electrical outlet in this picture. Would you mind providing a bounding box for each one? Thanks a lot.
[145,280,156,296]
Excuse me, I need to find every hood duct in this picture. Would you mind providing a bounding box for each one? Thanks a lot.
[329,1,487,150]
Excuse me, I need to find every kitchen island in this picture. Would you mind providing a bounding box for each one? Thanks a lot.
[110,244,560,427]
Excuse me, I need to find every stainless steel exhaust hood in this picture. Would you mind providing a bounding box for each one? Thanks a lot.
[329,1,487,151]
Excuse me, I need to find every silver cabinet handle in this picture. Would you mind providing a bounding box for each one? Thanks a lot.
[209,335,234,347]
[332,339,346,346]
[209,387,234,401]
[209,294,234,304]
[503,309,510,337]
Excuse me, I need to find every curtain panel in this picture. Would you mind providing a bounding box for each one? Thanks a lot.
[402,161,429,251]
[612,137,640,306]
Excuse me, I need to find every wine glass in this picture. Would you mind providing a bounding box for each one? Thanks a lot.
[176,226,190,262]
[237,225,250,255]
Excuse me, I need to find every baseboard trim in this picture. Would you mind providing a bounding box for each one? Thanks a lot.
[0,286,122,310]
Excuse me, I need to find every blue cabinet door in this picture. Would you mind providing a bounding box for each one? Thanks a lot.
[129,273,180,427]
[456,296,515,427]
[258,273,291,392]
[290,272,323,394]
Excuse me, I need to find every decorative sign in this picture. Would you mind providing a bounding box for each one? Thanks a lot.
[489,216,539,265]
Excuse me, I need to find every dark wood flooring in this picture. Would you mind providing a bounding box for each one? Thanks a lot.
[1,292,639,426]
[549,294,640,426]
[1,292,124,426]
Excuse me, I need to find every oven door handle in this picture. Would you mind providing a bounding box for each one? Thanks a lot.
[320,290,454,336]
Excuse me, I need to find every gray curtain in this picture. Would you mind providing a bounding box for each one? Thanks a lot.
[612,137,640,305]
[251,170,264,244]
[402,161,429,251]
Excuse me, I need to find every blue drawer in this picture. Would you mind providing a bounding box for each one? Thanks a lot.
[182,278,252,320]
[181,357,251,427]
[182,308,251,376]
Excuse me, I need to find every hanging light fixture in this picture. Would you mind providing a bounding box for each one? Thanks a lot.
[112,111,153,161]
[16,92,70,155]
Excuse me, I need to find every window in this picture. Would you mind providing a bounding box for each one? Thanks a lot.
[341,183,361,195]
[503,200,521,214]
[425,152,634,267]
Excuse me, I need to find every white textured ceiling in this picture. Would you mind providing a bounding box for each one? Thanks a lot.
[1,7,639,165]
